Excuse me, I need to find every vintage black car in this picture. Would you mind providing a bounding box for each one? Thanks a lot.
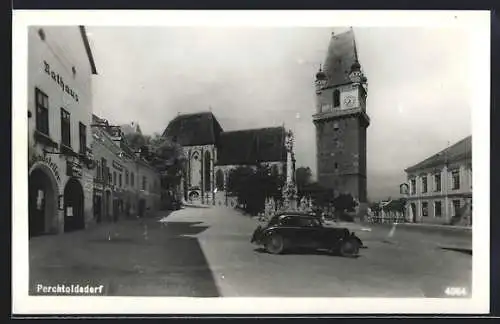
[251,212,364,257]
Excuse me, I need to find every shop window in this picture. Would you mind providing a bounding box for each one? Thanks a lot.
[434,201,442,217]
[453,200,461,216]
[421,202,428,217]
[35,88,49,135]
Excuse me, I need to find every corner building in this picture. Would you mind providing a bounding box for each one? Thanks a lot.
[313,28,370,206]
[28,26,98,237]
[404,136,472,225]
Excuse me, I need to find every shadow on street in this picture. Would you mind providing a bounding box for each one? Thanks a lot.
[29,217,220,297]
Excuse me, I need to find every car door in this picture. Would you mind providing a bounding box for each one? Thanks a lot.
[298,217,324,249]
[279,216,307,248]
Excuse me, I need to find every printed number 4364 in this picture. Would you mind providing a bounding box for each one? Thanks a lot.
[445,287,468,297]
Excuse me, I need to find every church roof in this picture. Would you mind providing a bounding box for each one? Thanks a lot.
[216,126,287,166]
[405,136,472,173]
[323,28,359,88]
[162,111,223,146]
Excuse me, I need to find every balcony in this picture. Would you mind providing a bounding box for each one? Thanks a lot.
[60,143,79,158]
[34,130,58,149]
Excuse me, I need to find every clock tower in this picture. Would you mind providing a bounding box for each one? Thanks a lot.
[313,28,370,205]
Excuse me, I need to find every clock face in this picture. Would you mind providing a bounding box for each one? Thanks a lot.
[343,95,356,108]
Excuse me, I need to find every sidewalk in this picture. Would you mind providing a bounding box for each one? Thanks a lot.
[183,202,212,208]
[29,214,219,296]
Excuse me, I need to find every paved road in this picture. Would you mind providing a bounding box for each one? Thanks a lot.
[164,207,472,298]
[29,207,472,298]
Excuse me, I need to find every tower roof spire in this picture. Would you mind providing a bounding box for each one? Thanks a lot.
[322,27,359,87]
[352,27,359,63]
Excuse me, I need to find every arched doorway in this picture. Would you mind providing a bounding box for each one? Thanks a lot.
[63,177,85,232]
[29,167,57,238]
[215,169,224,191]
[410,203,417,223]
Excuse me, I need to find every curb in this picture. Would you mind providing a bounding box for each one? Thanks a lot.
[183,204,212,209]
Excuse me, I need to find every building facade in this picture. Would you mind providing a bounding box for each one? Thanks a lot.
[91,115,161,221]
[28,26,98,237]
[136,159,162,213]
[163,112,287,207]
[404,136,472,225]
[313,28,370,209]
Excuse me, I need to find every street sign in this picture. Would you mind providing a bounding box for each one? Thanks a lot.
[66,160,83,178]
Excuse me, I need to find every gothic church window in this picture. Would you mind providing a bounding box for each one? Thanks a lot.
[333,89,340,107]
[204,151,211,192]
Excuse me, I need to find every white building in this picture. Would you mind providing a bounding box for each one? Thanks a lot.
[404,136,472,225]
[28,26,98,237]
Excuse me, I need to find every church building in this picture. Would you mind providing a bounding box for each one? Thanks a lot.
[163,112,288,207]
[313,28,370,208]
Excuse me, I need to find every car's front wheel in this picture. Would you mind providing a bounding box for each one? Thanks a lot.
[265,234,285,254]
[339,238,360,257]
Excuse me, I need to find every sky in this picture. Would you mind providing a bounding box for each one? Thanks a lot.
[87,26,472,201]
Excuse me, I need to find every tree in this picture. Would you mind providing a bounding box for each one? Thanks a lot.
[226,166,255,211]
[300,182,333,208]
[122,130,186,198]
[147,137,186,191]
[332,193,358,213]
[124,132,148,151]
[382,198,407,214]
[227,164,285,215]
[295,166,312,199]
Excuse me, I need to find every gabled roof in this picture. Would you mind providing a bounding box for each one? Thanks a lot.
[322,28,359,88]
[405,135,472,173]
[78,26,98,75]
[162,111,223,146]
[216,126,286,166]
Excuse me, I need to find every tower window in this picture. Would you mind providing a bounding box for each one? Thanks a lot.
[333,122,339,130]
[333,89,340,107]
[334,162,338,169]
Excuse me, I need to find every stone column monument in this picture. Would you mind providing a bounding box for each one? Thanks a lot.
[281,130,298,211]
